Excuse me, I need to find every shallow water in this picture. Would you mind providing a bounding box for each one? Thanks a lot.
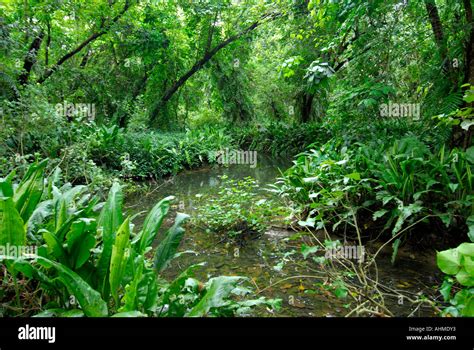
[126,157,442,317]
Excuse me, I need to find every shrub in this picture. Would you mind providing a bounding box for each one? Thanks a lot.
[273,137,474,262]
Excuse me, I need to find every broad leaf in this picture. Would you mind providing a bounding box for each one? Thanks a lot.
[37,257,108,317]
[0,197,26,247]
[135,196,173,253]
[437,248,461,275]
[186,276,244,317]
[154,212,189,273]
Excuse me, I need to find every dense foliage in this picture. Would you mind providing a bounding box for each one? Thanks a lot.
[1,0,474,317]
[0,161,280,316]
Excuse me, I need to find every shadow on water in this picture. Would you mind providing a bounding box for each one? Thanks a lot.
[126,156,441,317]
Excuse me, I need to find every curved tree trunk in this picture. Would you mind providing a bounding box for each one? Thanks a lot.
[149,12,279,126]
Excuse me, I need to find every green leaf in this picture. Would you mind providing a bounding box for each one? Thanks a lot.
[13,160,47,222]
[42,230,68,264]
[110,217,131,304]
[464,88,474,103]
[33,309,84,317]
[27,200,53,237]
[37,257,108,317]
[186,276,244,317]
[437,248,461,275]
[345,172,361,181]
[96,182,123,299]
[334,286,348,299]
[440,278,453,301]
[392,202,424,236]
[455,268,474,287]
[467,215,474,242]
[437,213,452,228]
[333,279,348,299]
[66,218,96,269]
[391,238,401,265]
[458,242,474,257]
[373,209,388,221]
[111,311,146,317]
[154,212,189,273]
[160,262,206,313]
[456,289,474,317]
[135,196,172,253]
[298,217,315,228]
[301,244,318,259]
[466,146,474,164]
[0,172,15,198]
[461,291,474,317]
[461,120,474,131]
[463,257,474,276]
[0,197,26,247]
[120,255,144,312]
[53,197,68,236]
[448,183,459,193]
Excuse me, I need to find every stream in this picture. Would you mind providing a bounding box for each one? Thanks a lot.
[126,157,442,317]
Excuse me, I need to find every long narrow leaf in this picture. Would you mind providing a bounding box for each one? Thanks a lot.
[136,196,173,253]
[153,213,189,273]
[109,217,131,305]
[96,182,123,299]
[13,159,47,222]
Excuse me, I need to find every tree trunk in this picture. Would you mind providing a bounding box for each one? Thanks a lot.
[18,30,44,86]
[424,0,449,69]
[463,0,474,86]
[301,93,314,123]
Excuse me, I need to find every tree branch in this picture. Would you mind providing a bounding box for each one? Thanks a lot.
[150,12,280,124]
[37,0,131,84]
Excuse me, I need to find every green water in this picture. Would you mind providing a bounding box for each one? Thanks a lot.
[126,157,441,317]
